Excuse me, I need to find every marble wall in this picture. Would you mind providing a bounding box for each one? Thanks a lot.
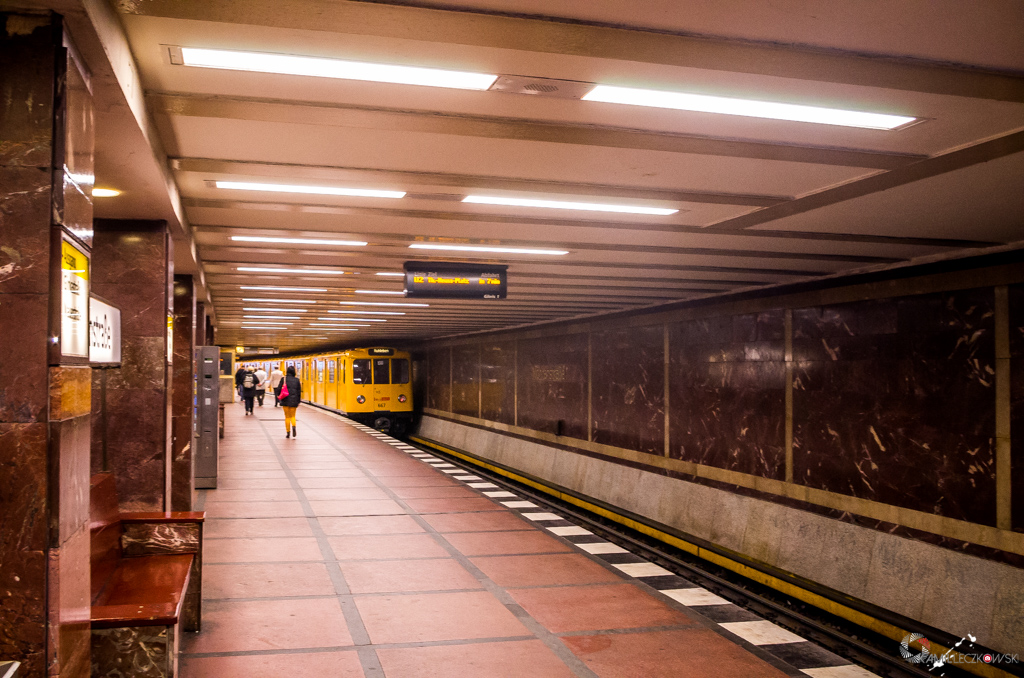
[793,291,997,526]
[670,310,787,477]
[91,220,174,512]
[425,347,450,412]
[0,14,93,677]
[450,343,480,417]
[516,333,588,438]
[591,326,664,455]
[481,340,516,425]
[1010,284,1024,533]
[171,275,196,511]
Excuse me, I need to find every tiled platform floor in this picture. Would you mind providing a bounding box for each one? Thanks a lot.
[181,402,871,677]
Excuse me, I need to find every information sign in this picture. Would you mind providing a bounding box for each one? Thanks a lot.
[404,261,507,299]
[89,296,121,363]
[61,239,89,357]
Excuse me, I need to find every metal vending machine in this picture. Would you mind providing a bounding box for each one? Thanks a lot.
[194,346,220,488]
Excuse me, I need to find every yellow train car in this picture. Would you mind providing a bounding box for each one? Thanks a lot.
[280,347,414,435]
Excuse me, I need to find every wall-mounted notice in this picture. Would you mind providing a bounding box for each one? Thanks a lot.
[61,238,90,357]
[89,296,121,364]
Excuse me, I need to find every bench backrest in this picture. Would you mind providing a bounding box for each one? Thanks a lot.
[90,473,123,602]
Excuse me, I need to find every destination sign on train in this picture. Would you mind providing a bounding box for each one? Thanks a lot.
[404,261,508,299]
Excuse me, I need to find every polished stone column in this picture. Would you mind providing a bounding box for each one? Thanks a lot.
[0,13,93,678]
[171,275,196,511]
[91,219,173,512]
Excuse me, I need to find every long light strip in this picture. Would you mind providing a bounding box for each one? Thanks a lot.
[310,323,372,327]
[244,307,309,312]
[243,315,301,320]
[181,47,498,91]
[340,301,429,307]
[375,272,405,277]
[315,317,386,322]
[240,286,328,292]
[216,181,404,199]
[231,235,368,247]
[327,310,406,316]
[241,326,290,329]
[409,243,568,256]
[355,290,406,295]
[237,267,345,275]
[242,298,318,304]
[463,195,677,216]
[582,84,916,130]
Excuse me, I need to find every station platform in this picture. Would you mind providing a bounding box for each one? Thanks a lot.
[182,402,879,678]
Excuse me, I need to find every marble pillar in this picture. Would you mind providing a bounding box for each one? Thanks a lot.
[0,13,93,678]
[171,276,196,511]
[91,220,173,512]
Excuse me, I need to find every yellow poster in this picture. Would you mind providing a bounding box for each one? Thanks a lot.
[61,239,89,357]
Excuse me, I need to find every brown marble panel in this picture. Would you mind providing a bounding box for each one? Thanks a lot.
[121,523,200,556]
[50,415,92,544]
[47,525,90,678]
[0,14,57,168]
[451,343,480,417]
[50,366,92,420]
[91,625,174,678]
[426,347,451,412]
[669,311,786,478]
[90,369,106,474]
[59,53,94,248]
[0,167,53,296]
[171,276,196,511]
[1010,284,1024,533]
[591,326,664,455]
[0,293,50,422]
[793,291,997,526]
[516,333,588,439]
[481,340,515,425]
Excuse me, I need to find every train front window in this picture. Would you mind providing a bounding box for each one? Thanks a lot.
[373,358,390,384]
[392,359,409,384]
[352,359,371,384]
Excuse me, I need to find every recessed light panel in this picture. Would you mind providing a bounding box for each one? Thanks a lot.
[315,317,387,322]
[237,267,345,275]
[216,181,404,199]
[340,301,429,307]
[242,298,318,304]
[582,84,915,130]
[463,195,677,215]
[408,243,568,256]
[328,310,406,315]
[355,290,406,295]
[231,236,368,247]
[240,286,328,292]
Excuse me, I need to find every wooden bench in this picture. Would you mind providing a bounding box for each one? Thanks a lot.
[90,473,205,678]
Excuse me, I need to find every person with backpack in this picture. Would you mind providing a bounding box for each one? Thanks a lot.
[240,367,258,415]
[278,365,302,438]
[254,366,268,407]
[234,365,246,398]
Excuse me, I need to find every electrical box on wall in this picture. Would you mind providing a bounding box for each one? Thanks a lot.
[194,346,220,489]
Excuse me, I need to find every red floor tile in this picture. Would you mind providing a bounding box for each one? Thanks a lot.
[204,517,313,539]
[203,501,306,519]
[308,499,406,516]
[291,469,366,478]
[328,533,449,560]
[204,562,336,598]
[470,554,622,588]
[181,650,364,678]
[213,478,294,490]
[204,537,324,563]
[318,515,425,535]
[303,487,390,501]
[376,640,576,678]
[389,485,479,499]
[509,583,694,633]
[443,530,572,556]
[203,489,299,503]
[288,462,358,470]
[422,512,537,533]
[562,628,790,678]
[182,598,353,653]
[217,470,288,479]
[296,476,377,489]
[377,475,460,487]
[340,557,481,593]
[355,591,529,643]
[403,497,506,513]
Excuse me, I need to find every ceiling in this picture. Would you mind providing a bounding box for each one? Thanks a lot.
[44,0,1024,352]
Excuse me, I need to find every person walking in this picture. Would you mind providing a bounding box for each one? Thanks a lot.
[278,365,302,438]
[240,367,258,415]
[254,365,268,407]
[269,364,285,407]
[234,365,246,398]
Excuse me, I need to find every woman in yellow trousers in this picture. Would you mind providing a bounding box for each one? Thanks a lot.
[278,365,302,438]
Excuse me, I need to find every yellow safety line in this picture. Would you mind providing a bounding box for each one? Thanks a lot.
[410,435,1014,678]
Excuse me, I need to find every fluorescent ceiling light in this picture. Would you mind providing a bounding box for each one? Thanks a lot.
[242,298,318,304]
[92,188,121,197]
[237,267,345,275]
[310,323,371,327]
[582,84,916,130]
[340,301,429,307]
[181,47,498,91]
[241,326,289,330]
[409,243,568,256]
[463,195,677,216]
[244,307,308,312]
[319,328,359,332]
[216,180,404,199]
[240,286,327,292]
[375,272,405,277]
[243,315,301,320]
[231,235,368,247]
[328,310,406,316]
[316,317,386,322]
[355,290,406,295]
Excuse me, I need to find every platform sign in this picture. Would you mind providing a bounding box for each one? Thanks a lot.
[403,261,507,299]
[61,238,89,357]
[89,297,121,364]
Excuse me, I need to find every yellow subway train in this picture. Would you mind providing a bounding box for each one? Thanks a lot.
[240,347,414,435]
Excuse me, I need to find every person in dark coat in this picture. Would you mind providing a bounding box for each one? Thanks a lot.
[234,366,246,398]
[279,365,302,438]
[240,367,258,415]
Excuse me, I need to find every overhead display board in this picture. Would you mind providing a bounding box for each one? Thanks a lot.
[89,296,121,364]
[403,261,507,299]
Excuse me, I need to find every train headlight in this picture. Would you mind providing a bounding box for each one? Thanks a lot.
[398,394,407,403]
[356,395,366,404]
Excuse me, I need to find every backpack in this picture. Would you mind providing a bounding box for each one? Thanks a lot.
[243,374,254,388]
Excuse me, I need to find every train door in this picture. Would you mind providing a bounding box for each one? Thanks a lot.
[337,358,347,413]
[326,358,337,409]
[315,359,325,404]
[372,357,391,412]
[351,358,372,412]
